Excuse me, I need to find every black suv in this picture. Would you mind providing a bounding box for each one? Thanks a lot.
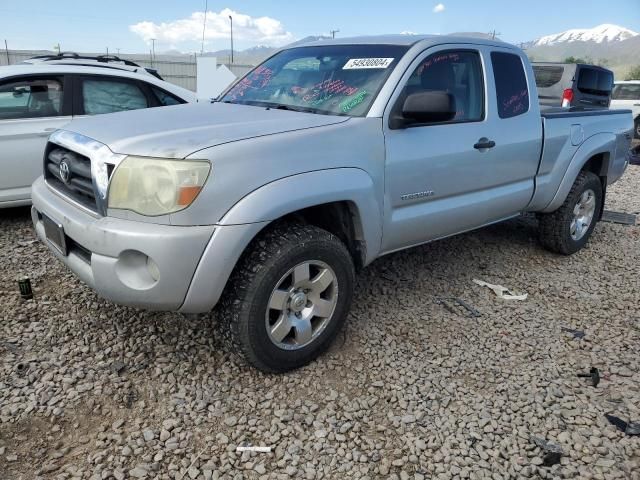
[533,62,614,109]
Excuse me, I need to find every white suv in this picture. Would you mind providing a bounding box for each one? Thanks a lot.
[0,54,196,207]
[610,81,640,139]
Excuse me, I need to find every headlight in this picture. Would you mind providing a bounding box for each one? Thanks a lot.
[108,157,211,216]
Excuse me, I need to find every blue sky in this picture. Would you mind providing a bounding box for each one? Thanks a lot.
[1,0,638,54]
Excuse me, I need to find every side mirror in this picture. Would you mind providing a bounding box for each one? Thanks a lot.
[390,91,456,128]
[403,91,456,123]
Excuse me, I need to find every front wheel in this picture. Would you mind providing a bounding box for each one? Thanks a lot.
[217,223,355,373]
[538,171,603,255]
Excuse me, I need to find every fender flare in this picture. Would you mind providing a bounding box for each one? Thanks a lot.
[219,168,383,263]
[178,169,382,313]
[541,133,614,213]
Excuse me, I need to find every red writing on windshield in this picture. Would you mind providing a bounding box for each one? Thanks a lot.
[301,79,359,103]
[227,66,274,100]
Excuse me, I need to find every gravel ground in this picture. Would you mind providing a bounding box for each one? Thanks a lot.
[1,166,639,480]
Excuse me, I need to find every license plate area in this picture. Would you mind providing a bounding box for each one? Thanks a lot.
[42,214,68,256]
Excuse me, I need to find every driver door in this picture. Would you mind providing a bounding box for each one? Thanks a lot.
[381,45,537,253]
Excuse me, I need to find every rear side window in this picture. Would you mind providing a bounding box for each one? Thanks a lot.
[491,52,529,119]
[82,78,148,115]
[577,68,613,96]
[612,84,640,100]
[151,87,184,106]
[533,66,564,88]
[0,77,64,120]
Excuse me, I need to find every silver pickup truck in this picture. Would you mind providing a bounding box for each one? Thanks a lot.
[31,35,633,372]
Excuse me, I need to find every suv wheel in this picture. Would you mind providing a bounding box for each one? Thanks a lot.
[538,171,603,255]
[217,223,355,373]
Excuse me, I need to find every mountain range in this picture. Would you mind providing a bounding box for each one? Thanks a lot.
[523,24,639,78]
[201,25,638,79]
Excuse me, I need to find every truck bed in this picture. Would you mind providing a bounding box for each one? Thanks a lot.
[527,108,632,212]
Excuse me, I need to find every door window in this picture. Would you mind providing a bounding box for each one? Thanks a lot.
[399,50,484,123]
[0,77,64,120]
[491,52,530,119]
[82,78,148,115]
[151,87,184,106]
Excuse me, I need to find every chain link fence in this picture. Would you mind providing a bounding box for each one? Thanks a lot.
[1,49,254,92]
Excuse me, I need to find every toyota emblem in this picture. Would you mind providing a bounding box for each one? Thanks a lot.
[59,161,71,184]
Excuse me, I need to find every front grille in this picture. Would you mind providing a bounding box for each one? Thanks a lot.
[44,144,98,213]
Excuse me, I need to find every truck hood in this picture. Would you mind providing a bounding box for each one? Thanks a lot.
[63,102,350,158]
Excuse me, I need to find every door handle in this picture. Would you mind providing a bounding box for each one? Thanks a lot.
[474,138,496,150]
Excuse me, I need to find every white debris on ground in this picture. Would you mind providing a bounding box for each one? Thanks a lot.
[1,165,639,480]
[472,279,528,301]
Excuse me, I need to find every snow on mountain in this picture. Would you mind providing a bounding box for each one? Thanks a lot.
[534,24,638,46]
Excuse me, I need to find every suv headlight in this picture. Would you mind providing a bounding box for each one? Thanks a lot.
[108,157,211,216]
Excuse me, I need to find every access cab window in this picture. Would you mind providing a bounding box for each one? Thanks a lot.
[391,50,484,128]
[491,52,529,119]
[0,77,65,120]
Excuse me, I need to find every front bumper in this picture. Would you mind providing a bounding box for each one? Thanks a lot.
[32,177,215,311]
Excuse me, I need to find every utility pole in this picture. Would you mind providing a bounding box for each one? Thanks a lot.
[201,0,208,54]
[488,29,501,40]
[116,48,120,55]
[151,38,156,64]
[54,43,61,55]
[4,40,9,65]
[229,15,234,64]
[330,29,340,39]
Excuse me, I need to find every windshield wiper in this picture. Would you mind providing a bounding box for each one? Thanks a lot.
[268,104,313,113]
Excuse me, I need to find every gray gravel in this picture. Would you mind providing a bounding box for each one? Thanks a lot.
[1,165,640,480]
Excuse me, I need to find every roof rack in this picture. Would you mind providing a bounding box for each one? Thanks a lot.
[29,52,142,68]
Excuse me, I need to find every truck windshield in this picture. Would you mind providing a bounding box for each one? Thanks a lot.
[220,44,409,117]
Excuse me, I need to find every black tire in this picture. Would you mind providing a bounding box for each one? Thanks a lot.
[216,223,355,373]
[538,171,603,255]
[635,118,640,140]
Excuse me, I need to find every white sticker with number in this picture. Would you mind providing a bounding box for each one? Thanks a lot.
[343,58,395,70]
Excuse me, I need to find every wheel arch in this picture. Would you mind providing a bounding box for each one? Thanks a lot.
[541,133,615,213]
[179,169,382,313]
[219,168,382,265]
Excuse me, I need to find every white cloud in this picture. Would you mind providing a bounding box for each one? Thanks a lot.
[401,31,418,35]
[130,8,293,47]
[433,3,445,13]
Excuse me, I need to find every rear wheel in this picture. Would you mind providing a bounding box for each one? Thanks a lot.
[635,118,640,139]
[538,171,603,255]
[217,223,355,373]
